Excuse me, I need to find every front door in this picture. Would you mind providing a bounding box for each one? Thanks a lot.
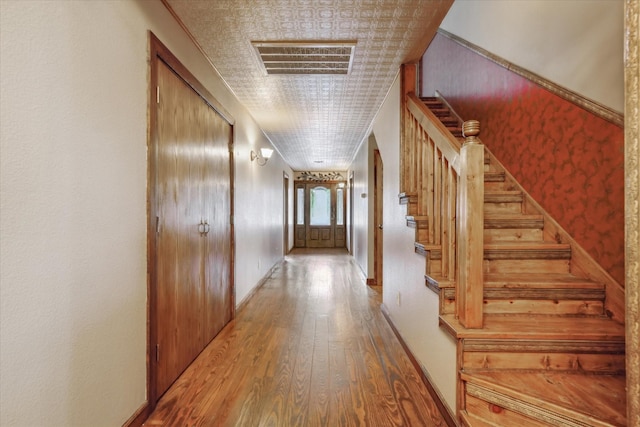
[294,182,345,248]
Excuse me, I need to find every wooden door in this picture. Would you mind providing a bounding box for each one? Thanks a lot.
[155,61,205,395]
[153,56,233,398]
[200,104,233,344]
[305,183,335,248]
[335,184,346,248]
[294,182,346,248]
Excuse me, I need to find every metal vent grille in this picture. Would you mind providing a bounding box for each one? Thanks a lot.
[252,41,356,75]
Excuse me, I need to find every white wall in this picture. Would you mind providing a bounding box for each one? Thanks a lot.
[350,138,370,277]
[0,1,291,425]
[371,75,458,410]
[441,0,624,113]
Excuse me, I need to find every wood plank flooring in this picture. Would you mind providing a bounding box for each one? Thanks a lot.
[144,248,447,426]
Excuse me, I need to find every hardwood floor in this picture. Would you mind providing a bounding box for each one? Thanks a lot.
[144,248,447,426]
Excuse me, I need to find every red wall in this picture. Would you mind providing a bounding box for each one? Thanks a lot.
[421,33,625,284]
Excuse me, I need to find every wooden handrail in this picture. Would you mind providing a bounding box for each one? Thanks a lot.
[400,65,484,328]
[406,94,461,172]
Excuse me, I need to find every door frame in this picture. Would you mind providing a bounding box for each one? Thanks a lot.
[293,180,347,248]
[283,172,289,255]
[373,149,383,286]
[147,32,235,410]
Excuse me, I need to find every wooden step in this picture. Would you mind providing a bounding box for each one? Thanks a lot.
[398,192,417,205]
[439,314,625,341]
[429,107,453,117]
[460,409,503,427]
[484,171,505,182]
[461,371,627,426]
[441,273,606,316]
[406,215,429,242]
[414,242,440,258]
[484,191,524,214]
[483,243,572,274]
[484,242,571,260]
[484,214,544,242]
[442,274,604,300]
[484,214,543,230]
[461,338,625,373]
[398,192,418,215]
[406,215,428,229]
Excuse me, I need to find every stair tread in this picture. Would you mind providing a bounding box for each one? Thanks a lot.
[440,314,624,341]
[461,370,626,426]
[484,273,604,289]
[484,214,544,229]
[485,242,570,250]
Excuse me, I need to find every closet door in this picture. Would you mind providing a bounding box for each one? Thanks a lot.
[151,38,234,401]
[155,60,206,396]
[201,104,232,343]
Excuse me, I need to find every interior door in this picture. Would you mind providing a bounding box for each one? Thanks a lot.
[201,103,233,344]
[156,60,205,396]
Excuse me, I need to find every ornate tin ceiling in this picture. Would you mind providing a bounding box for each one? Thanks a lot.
[164,0,453,171]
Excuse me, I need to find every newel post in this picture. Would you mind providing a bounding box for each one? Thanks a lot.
[456,120,484,328]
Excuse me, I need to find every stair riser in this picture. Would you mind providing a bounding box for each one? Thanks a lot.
[463,352,625,374]
[442,297,603,316]
[484,228,543,242]
[484,203,523,214]
[465,394,549,427]
[484,259,570,274]
[482,299,604,316]
[484,181,515,191]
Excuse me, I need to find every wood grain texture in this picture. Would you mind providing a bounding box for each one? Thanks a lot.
[143,249,448,426]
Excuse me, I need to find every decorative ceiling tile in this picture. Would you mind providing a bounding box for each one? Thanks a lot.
[165,0,452,171]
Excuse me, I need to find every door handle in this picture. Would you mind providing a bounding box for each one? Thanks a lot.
[378,224,383,230]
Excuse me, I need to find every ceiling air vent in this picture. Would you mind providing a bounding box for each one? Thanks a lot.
[252,41,356,75]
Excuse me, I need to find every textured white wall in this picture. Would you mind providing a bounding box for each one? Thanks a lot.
[441,0,624,113]
[372,75,458,411]
[0,1,291,425]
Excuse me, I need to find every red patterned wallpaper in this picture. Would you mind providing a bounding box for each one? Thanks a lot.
[421,33,625,285]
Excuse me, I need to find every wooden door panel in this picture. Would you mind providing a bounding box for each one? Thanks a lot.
[157,61,204,395]
[155,59,233,397]
[306,184,335,248]
[202,111,232,342]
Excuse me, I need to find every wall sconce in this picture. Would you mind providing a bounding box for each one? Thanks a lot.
[250,148,274,166]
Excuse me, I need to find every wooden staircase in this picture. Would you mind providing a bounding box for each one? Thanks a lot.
[399,70,626,427]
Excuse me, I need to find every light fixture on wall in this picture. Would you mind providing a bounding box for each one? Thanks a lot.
[250,147,274,166]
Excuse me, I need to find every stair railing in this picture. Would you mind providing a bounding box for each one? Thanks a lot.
[401,64,484,328]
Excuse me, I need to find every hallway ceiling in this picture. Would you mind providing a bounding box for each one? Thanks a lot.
[164,0,453,171]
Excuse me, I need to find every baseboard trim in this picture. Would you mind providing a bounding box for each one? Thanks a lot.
[380,304,458,427]
[122,401,150,427]
[236,259,282,313]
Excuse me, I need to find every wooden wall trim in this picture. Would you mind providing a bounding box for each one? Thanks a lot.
[122,402,149,427]
[624,0,639,425]
[380,304,459,427]
[437,29,624,128]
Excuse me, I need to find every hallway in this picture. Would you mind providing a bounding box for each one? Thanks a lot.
[144,249,447,426]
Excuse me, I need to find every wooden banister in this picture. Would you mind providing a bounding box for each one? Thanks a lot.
[400,67,484,328]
